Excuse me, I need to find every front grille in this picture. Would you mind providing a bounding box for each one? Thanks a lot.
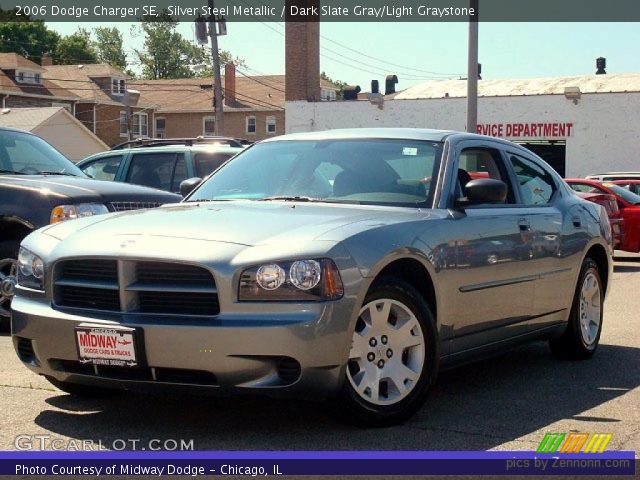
[54,259,219,316]
[109,201,162,212]
[58,286,121,311]
[50,360,218,386]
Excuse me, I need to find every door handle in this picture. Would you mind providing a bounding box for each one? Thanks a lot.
[518,218,531,231]
[572,216,582,228]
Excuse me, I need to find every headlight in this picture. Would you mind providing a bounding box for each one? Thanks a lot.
[239,259,343,301]
[50,203,109,224]
[17,247,44,290]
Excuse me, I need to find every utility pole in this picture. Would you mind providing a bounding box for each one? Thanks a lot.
[208,0,224,135]
[466,0,479,133]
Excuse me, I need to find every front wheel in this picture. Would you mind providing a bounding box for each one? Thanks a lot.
[549,258,603,360]
[336,277,438,427]
[0,241,19,331]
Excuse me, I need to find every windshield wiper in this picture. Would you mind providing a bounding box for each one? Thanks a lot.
[38,171,79,176]
[0,169,28,175]
[259,196,319,202]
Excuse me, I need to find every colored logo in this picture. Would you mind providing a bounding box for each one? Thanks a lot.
[537,432,612,453]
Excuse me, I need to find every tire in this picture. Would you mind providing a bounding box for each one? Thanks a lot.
[549,258,603,360]
[335,277,439,427]
[0,241,20,331]
[45,376,121,398]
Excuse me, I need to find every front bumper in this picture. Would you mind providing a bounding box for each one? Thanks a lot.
[11,291,357,400]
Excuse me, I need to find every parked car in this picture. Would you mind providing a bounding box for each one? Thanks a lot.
[566,178,640,253]
[574,191,625,250]
[77,141,244,194]
[611,179,640,195]
[12,129,612,426]
[586,172,640,181]
[0,127,181,327]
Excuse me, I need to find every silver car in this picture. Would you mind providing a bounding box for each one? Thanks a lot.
[11,129,612,426]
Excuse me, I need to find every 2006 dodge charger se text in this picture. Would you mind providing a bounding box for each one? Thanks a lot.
[10,129,612,426]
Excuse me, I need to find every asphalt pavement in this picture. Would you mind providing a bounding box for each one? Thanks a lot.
[1,255,638,458]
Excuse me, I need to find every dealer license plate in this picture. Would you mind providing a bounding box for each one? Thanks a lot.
[75,326,138,367]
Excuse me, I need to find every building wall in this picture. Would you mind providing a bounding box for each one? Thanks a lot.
[158,110,285,140]
[5,96,73,110]
[34,111,107,161]
[91,105,150,147]
[286,93,640,177]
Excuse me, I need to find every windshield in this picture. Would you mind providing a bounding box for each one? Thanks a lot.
[187,139,442,206]
[0,130,85,176]
[604,183,640,205]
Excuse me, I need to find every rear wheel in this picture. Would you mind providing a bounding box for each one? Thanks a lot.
[0,241,19,331]
[550,258,603,359]
[336,277,438,427]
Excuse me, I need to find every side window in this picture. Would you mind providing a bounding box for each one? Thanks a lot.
[126,153,185,192]
[193,152,233,178]
[82,155,123,181]
[508,153,557,205]
[171,155,188,193]
[458,148,514,204]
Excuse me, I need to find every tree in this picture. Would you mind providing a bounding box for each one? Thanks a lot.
[93,27,127,71]
[193,49,246,78]
[0,17,60,64]
[134,12,206,79]
[54,28,98,65]
[321,71,348,99]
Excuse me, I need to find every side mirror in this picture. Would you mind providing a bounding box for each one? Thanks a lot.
[457,178,507,206]
[180,177,202,197]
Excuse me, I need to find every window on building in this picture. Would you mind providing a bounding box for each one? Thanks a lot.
[112,78,126,95]
[15,71,42,84]
[132,112,148,137]
[155,117,166,138]
[266,116,276,134]
[119,111,128,137]
[203,116,215,136]
[246,116,256,134]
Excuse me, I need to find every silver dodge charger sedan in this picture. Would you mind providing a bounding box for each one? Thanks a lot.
[10,129,612,426]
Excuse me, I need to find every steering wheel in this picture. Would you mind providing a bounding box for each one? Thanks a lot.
[19,166,40,174]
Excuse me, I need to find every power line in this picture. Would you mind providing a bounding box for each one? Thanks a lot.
[234,67,285,93]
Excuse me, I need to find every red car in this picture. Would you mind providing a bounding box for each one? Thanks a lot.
[611,179,640,196]
[566,178,640,253]
[574,191,625,250]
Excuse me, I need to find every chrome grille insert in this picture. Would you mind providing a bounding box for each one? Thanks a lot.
[109,201,162,212]
[53,260,219,316]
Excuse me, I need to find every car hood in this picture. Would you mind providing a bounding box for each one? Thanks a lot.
[42,201,434,247]
[0,175,180,203]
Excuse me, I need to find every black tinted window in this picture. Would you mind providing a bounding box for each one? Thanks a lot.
[194,152,233,178]
[127,152,185,192]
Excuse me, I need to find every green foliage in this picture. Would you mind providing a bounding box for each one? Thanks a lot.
[134,11,206,79]
[93,27,127,71]
[54,28,98,65]
[321,71,348,99]
[0,19,60,63]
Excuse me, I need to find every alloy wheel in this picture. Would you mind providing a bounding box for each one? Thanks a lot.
[0,258,18,318]
[579,271,601,346]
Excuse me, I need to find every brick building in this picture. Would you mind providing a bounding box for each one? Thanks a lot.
[0,53,76,111]
[131,64,336,141]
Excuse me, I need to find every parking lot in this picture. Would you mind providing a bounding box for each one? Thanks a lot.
[0,254,638,454]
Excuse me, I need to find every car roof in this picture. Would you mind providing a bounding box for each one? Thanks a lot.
[80,144,243,162]
[260,128,457,143]
[0,125,35,135]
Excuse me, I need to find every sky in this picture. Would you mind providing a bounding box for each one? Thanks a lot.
[48,22,640,91]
